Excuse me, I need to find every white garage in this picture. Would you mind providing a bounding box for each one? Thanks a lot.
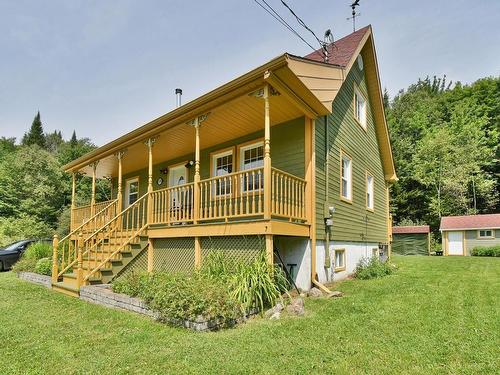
[440,214,500,256]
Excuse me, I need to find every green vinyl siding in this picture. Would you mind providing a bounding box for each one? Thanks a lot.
[315,59,388,243]
[392,233,429,255]
[112,117,305,202]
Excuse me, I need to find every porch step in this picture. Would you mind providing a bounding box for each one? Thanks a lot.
[52,282,80,298]
[52,235,149,296]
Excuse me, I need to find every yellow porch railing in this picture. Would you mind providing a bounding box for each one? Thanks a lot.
[150,183,194,225]
[271,168,307,221]
[71,199,116,231]
[199,167,265,221]
[55,199,118,279]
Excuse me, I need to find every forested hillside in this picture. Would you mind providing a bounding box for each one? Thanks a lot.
[386,76,499,233]
[0,113,110,245]
[0,76,498,245]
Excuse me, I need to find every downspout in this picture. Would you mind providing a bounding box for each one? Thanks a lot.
[324,115,331,270]
[311,115,333,294]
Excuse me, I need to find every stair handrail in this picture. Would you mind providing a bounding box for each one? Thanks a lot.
[84,223,149,282]
[78,193,149,283]
[55,199,118,277]
[59,199,118,244]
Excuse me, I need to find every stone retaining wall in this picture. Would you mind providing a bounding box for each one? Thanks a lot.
[17,272,52,288]
[79,284,159,319]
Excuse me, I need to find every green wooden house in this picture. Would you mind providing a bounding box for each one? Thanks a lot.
[51,25,396,296]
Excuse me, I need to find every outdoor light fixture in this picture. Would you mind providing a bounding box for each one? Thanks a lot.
[185,160,194,168]
[160,167,169,175]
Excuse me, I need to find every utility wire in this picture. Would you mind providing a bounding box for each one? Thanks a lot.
[253,0,324,59]
[280,0,323,46]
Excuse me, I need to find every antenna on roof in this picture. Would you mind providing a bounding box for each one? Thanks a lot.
[321,29,334,63]
[347,0,361,32]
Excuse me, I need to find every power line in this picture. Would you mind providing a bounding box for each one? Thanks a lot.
[252,0,323,59]
[279,0,323,47]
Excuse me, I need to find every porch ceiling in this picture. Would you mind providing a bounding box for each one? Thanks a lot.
[81,89,304,178]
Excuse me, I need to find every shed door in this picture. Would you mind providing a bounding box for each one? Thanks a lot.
[448,231,463,255]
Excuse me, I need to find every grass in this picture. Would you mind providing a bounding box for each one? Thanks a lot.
[1,256,498,374]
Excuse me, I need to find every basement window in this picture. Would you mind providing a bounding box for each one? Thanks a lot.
[354,87,367,129]
[334,249,346,271]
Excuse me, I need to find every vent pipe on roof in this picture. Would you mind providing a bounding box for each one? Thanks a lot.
[175,88,182,108]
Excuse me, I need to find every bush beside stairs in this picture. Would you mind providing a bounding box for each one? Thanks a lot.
[52,235,149,297]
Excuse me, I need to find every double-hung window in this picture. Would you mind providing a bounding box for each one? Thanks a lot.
[125,178,139,207]
[240,141,264,193]
[366,173,374,210]
[212,150,233,196]
[341,152,352,201]
[478,229,493,239]
[354,87,367,129]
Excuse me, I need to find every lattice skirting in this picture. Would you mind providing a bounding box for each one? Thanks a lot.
[118,236,265,277]
[200,235,264,264]
[153,238,196,274]
[115,248,148,279]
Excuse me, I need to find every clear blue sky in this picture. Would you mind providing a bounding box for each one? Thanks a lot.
[0,0,499,145]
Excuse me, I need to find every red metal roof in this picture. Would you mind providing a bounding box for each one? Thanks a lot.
[392,226,430,234]
[303,25,370,67]
[440,214,500,230]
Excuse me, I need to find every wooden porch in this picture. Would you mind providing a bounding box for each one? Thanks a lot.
[53,80,318,295]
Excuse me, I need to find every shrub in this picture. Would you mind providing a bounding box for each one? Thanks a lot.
[471,245,500,257]
[113,272,241,326]
[11,258,37,273]
[354,256,395,280]
[199,251,235,281]
[35,257,52,276]
[24,242,52,260]
[112,272,152,297]
[229,252,290,314]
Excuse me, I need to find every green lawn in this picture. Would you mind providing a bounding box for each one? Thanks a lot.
[1,256,498,374]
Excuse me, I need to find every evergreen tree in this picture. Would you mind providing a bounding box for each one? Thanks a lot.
[22,111,46,149]
[70,130,78,147]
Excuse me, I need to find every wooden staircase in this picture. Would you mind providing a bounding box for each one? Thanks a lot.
[52,194,149,297]
[52,235,149,297]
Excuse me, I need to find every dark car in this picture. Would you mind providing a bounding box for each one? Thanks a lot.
[0,239,51,271]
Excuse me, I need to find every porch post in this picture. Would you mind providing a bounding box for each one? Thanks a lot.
[263,84,272,220]
[51,234,59,284]
[265,234,273,265]
[90,162,98,216]
[146,138,156,223]
[193,121,201,224]
[147,238,154,273]
[70,173,76,230]
[76,232,84,288]
[116,150,125,214]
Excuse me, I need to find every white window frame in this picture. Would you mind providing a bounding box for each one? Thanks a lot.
[239,141,264,193]
[366,173,374,211]
[478,229,494,239]
[211,149,234,196]
[340,151,352,202]
[125,177,139,208]
[334,249,346,271]
[354,86,367,129]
